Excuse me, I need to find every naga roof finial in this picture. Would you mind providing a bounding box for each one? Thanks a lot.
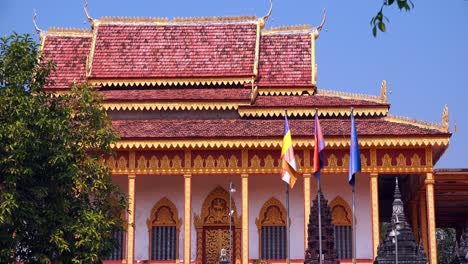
[262,0,273,22]
[32,9,43,35]
[84,0,94,24]
[442,104,449,132]
[313,9,327,39]
[380,80,387,102]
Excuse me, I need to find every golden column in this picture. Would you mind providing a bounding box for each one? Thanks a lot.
[369,173,380,259]
[419,191,428,254]
[184,174,192,264]
[127,174,136,264]
[425,173,438,264]
[410,200,419,243]
[303,173,311,251]
[241,173,249,264]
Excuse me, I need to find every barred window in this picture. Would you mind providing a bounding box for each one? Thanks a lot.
[147,197,181,261]
[330,196,353,259]
[256,197,288,260]
[106,227,124,260]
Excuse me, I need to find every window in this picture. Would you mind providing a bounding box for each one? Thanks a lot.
[106,227,124,260]
[330,196,353,259]
[256,197,288,260]
[147,197,181,261]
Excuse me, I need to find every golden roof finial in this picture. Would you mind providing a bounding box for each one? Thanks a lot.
[380,80,387,102]
[262,0,273,22]
[442,104,449,132]
[32,9,43,35]
[313,9,327,39]
[84,0,94,24]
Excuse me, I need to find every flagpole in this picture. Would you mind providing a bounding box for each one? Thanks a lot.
[285,182,291,264]
[352,184,356,264]
[317,177,323,264]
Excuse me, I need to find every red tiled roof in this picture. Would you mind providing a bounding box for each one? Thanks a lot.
[89,23,258,79]
[257,33,312,87]
[112,119,448,139]
[245,95,388,108]
[100,89,251,102]
[42,35,91,90]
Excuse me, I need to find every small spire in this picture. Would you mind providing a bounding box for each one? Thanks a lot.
[394,177,401,200]
[32,9,43,35]
[442,104,449,132]
[262,0,273,22]
[380,80,387,102]
[313,9,327,39]
[84,0,94,24]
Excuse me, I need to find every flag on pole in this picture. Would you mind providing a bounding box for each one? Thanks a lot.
[349,110,361,186]
[313,110,325,179]
[281,114,299,189]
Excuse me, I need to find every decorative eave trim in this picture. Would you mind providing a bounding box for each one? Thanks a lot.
[310,32,317,86]
[262,25,311,35]
[111,137,450,150]
[385,115,447,133]
[238,106,389,118]
[86,25,98,77]
[44,28,93,37]
[88,77,253,87]
[257,87,315,96]
[103,101,247,111]
[317,89,386,104]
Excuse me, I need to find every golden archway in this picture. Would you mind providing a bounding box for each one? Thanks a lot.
[329,196,352,226]
[194,186,241,264]
[146,197,182,260]
[255,197,288,259]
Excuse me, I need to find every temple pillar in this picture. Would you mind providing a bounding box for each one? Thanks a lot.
[127,174,136,264]
[370,173,380,259]
[425,173,438,264]
[419,191,429,255]
[411,200,419,244]
[241,173,249,264]
[184,174,192,264]
[303,173,311,251]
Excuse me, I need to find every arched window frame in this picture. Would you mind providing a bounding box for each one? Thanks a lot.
[255,197,288,260]
[146,197,182,261]
[329,196,353,259]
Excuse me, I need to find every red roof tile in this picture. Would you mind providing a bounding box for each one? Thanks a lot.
[112,118,447,139]
[100,89,251,102]
[245,95,388,108]
[257,33,312,87]
[89,23,257,79]
[42,35,91,90]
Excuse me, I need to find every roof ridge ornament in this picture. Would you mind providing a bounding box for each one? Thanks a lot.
[84,0,94,25]
[380,80,387,102]
[262,0,273,22]
[32,9,43,35]
[313,9,327,39]
[442,104,449,132]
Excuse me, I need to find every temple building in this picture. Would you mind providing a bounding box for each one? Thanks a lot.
[37,5,457,264]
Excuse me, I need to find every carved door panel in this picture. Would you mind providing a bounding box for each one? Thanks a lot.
[202,227,235,264]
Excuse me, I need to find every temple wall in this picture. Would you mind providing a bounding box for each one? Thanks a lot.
[123,173,372,261]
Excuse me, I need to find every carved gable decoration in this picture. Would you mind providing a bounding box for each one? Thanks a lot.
[411,154,421,167]
[217,155,227,169]
[329,196,352,226]
[172,155,182,169]
[328,154,338,168]
[195,186,239,227]
[106,156,116,169]
[255,197,287,231]
[228,155,239,169]
[396,153,407,167]
[149,156,159,169]
[147,197,181,229]
[382,154,392,167]
[117,156,127,170]
[264,154,275,168]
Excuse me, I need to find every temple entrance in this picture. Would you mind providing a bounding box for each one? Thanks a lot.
[195,186,241,264]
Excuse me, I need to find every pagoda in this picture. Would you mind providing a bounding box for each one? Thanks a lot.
[36,2,452,264]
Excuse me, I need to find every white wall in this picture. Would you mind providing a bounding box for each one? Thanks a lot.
[126,173,372,261]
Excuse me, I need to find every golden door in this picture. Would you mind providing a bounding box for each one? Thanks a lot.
[203,227,234,264]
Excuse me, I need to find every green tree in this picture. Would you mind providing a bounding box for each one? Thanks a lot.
[0,33,127,263]
[371,0,414,37]
[437,228,456,264]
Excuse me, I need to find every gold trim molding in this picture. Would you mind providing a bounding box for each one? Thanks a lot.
[44,27,93,37]
[385,114,447,133]
[317,89,386,104]
[238,106,388,118]
[89,77,253,87]
[262,24,311,35]
[257,87,315,96]
[104,101,246,111]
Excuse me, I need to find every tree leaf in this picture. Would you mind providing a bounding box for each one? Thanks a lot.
[378,22,386,32]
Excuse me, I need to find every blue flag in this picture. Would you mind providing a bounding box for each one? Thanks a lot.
[349,111,361,186]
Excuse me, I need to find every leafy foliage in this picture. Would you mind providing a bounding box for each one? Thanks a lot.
[371,0,414,37]
[0,33,127,263]
[437,228,456,264]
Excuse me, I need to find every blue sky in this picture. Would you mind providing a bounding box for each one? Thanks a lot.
[1,0,467,168]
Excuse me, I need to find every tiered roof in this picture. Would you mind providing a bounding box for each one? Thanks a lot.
[39,13,451,163]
